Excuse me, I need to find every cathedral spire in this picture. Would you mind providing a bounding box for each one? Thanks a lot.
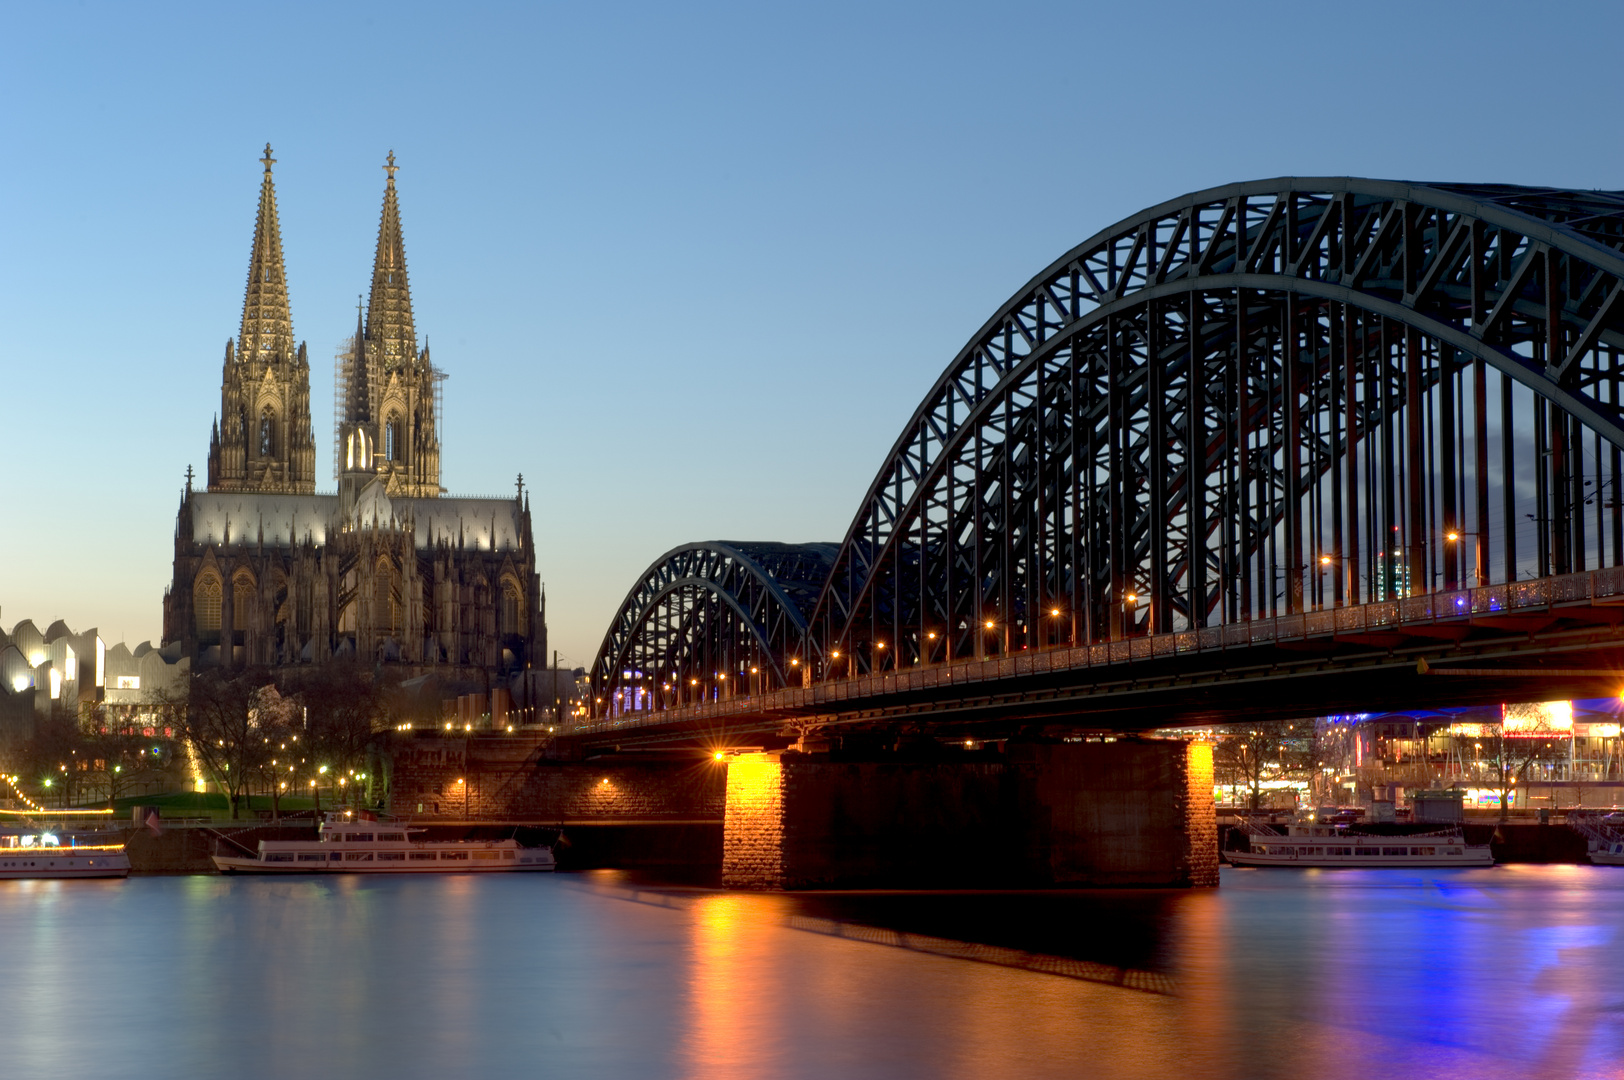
[365,150,417,371]
[239,144,295,364]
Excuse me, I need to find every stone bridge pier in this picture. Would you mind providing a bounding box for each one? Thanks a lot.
[722,738,1217,890]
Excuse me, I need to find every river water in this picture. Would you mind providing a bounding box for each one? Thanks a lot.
[5,866,1622,1079]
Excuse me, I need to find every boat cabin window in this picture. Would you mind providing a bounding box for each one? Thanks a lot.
[264,853,295,862]
[379,833,406,842]
[409,852,436,861]
[298,853,326,862]
[350,833,375,843]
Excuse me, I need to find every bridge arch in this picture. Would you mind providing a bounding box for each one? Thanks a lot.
[805,178,1624,676]
[591,541,837,715]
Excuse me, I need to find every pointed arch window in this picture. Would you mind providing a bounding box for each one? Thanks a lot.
[259,406,277,457]
[500,579,525,637]
[194,575,222,633]
[385,412,404,462]
[233,572,256,632]
[373,558,402,636]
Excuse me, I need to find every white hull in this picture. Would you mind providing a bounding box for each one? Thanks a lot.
[1227,850,1493,868]
[1228,832,1493,868]
[213,853,554,874]
[0,853,131,879]
[212,817,555,874]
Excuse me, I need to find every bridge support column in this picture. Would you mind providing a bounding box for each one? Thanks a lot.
[720,739,1217,890]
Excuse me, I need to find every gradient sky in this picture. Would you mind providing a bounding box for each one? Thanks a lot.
[3,1,1623,669]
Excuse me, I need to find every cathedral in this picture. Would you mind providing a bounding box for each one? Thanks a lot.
[162,147,543,675]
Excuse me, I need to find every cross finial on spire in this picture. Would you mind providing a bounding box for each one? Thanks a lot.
[384,150,398,184]
[261,143,276,172]
[185,464,195,492]
[516,473,524,499]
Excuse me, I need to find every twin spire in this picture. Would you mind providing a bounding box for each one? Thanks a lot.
[237,145,419,375]
[212,146,439,498]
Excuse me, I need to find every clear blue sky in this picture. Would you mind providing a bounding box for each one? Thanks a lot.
[3,1,1622,668]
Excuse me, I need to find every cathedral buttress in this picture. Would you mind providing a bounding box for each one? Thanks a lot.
[207,144,317,495]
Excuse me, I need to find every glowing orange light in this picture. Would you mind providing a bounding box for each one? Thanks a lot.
[713,752,725,761]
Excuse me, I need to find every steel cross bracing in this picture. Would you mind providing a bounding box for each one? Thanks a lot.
[592,542,836,715]
[800,179,1624,680]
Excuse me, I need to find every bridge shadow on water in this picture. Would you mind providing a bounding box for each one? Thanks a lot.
[575,868,1196,995]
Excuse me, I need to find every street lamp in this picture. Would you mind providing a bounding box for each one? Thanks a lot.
[1444,530,1486,588]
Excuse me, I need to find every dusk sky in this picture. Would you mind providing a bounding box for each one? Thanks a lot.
[4,1,1622,669]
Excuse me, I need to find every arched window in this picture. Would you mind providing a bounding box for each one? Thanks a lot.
[194,575,222,633]
[233,572,255,631]
[374,559,400,635]
[259,407,276,457]
[500,579,524,637]
[385,413,403,462]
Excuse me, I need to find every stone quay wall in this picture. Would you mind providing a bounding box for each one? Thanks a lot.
[387,737,726,823]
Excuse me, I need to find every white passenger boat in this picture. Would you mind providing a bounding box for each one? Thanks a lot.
[0,830,130,879]
[211,814,556,874]
[1227,821,1493,868]
[1568,812,1624,865]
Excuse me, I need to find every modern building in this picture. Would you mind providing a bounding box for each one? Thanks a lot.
[0,616,189,737]
[162,147,544,676]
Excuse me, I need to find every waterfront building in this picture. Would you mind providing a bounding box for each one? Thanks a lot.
[161,148,544,677]
[0,615,188,737]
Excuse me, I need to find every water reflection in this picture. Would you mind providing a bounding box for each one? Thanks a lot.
[0,867,1620,1078]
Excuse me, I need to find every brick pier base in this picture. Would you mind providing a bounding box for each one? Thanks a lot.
[721,739,1217,890]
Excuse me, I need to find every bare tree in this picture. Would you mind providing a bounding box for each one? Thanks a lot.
[176,670,286,819]
[1490,702,1572,821]
[1213,719,1316,810]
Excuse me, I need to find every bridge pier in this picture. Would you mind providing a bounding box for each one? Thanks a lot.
[722,738,1217,890]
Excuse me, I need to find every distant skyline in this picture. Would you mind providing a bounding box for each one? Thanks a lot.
[4,1,1624,668]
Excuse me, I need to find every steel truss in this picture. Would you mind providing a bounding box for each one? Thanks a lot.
[803,179,1624,678]
[592,542,836,713]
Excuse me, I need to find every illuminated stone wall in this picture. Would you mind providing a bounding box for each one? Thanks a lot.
[388,737,726,822]
[720,753,785,889]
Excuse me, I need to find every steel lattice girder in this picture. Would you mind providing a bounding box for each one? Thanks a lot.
[803,178,1624,676]
[591,542,837,709]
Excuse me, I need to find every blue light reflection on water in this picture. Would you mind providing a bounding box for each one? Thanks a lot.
[0,867,1621,1079]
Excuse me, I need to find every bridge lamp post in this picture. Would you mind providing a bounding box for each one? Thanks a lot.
[1121,592,1148,638]
[1045,607,1068,648]
[1444,531,1485,590]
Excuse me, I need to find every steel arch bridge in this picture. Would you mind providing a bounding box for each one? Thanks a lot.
[591,542,836,712]
[592,178,1624,723]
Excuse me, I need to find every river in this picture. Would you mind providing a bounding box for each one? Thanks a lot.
[4,866,1621,1079]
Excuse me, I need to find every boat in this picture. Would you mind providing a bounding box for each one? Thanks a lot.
[1226,820,1493,868]
[211,813,556,874]
[0,829,131,879]
[1566,811,1624,866]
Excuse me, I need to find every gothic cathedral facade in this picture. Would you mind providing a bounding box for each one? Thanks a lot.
[163,147,544,675]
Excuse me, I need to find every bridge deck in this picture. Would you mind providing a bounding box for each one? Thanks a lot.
[573,567,1624,747]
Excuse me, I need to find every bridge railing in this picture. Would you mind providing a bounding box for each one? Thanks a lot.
[572,566,1624,734]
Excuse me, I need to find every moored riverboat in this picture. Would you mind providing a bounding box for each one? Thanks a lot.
[211,813,555,874]
[0,830,130,879]
[1568,811,1624,865]
[1227,821,1493,868]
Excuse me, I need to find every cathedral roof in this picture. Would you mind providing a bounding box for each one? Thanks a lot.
[365,151,418,372]
[239,144,296,365]
[184,491,526,552]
